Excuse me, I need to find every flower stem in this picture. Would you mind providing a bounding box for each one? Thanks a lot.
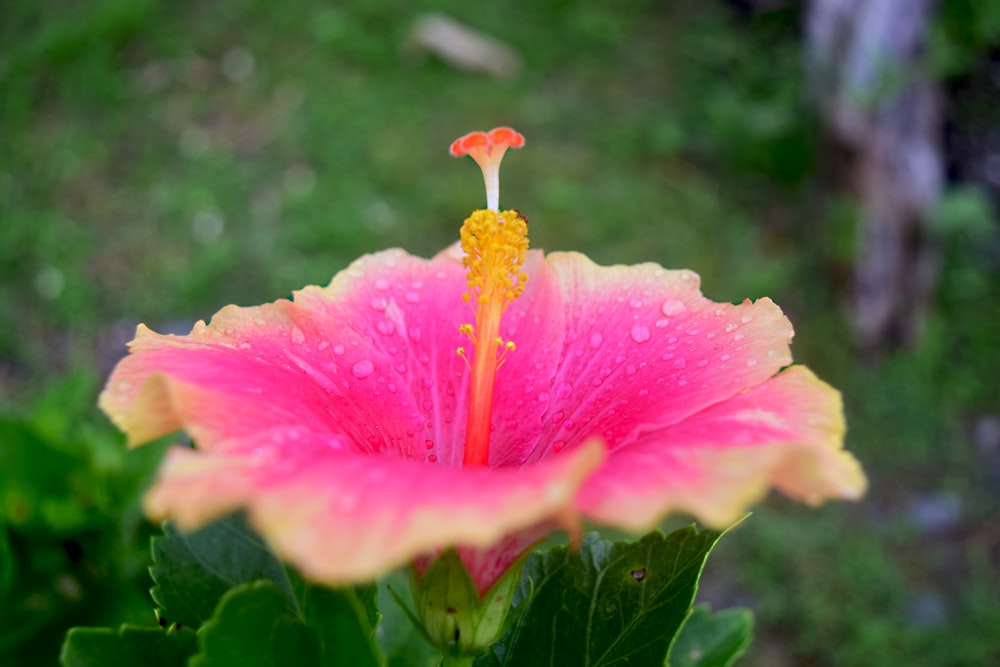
[440,654,477,667]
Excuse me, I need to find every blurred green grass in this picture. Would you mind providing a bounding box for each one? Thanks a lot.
[1,1,998,665]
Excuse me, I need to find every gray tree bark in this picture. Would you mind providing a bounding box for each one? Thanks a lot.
[806,0,943,350]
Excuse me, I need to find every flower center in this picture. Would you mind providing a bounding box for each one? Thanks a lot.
[451,128,527,467]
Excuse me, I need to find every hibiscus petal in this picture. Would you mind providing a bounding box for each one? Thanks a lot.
[522,251,794,462]
[144,436,605,587]
[575,366,866,529]
[100,247,566,467]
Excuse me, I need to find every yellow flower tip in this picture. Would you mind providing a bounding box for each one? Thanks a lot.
[450,127,525,211]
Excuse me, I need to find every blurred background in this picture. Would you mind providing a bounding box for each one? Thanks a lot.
[1,0,998,665]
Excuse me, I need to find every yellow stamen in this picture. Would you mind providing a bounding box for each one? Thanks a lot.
[458,208,529,466]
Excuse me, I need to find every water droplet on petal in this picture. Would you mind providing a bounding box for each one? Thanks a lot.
[697,359,709,367]
[563,420,577,431]
[551,410,565,424]
[630,325,651,343]
[552,440,566,453]
[404,291,421,303]
[741,315,754,324]
[662,300,686,316]
[427,454,438,463]
[655,318,670,328]
[370,297,388,311]
[377,320,395,336]
[746,358,758,367]
[290,327,305,344]
[425,439,434,449]
[352,360,375,378]
[556,382,573,399]
[721,354,731,361]
[375,278,391,290]
[589,333,603,349]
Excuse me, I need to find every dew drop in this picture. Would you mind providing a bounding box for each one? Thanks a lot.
[425,439,434,450]
[697,359,709,367]
[630,325,651,343]
[552,440,566,453]
[563,420,577,431]
[721,354,731,361]
[537,392,550,403]
[333,344,345,355]
[589,333,603,349]
[376,320,395,336]
[375,278,391,290]
[673,358,687,369]
[746,358,758,367]
[556,382,574,399]
[661,299,686,316]
[352,360,375,379]
[741,315,754,324]
[290,327,305,344]
[427,454,438,463]
[239,342,252,350]
[630,298,645,309]
[734,333,745,341]
[655,318,670,328]
[404,291,421,303]
[630,568,647,581]
[550,410,565,424]
[370,297,388,311]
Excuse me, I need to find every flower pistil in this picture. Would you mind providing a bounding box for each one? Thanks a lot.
[451,128,527,467]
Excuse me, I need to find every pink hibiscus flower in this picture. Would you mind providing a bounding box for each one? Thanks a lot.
[100,127,865,600]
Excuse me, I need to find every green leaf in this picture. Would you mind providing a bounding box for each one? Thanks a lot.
[303,582,382,667]
[59,625,198,667]
[476,526,724,667]
[0,416,99,531]
[377,570,441,667]
[149,513,297,628]
[190,580,320,667]
[667,604,752,667]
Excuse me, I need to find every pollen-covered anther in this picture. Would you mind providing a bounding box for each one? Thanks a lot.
[459,209,529,309]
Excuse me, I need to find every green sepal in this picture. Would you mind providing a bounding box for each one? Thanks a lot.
[410,549,525,658]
